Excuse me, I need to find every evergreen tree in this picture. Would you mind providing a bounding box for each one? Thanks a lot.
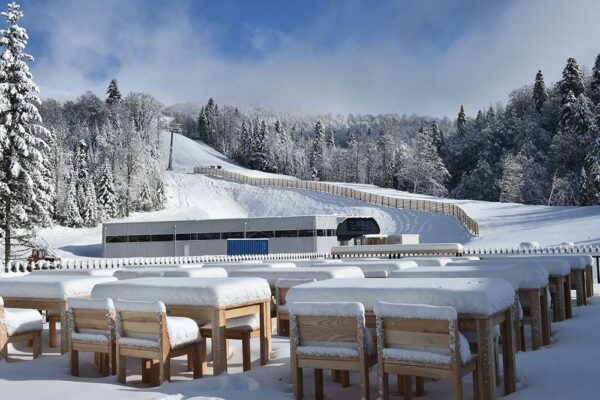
[579,167,592,206]
[533,70,548,112]
[430,120,444,151]
[345,131,360,182]
[137,181,153,211]
[498,153,525,203]
[63,175,82,227]
[309,121,325,180]
[456,105,467,136]
[74,140,89,213]
[452,160,498,201]
[376,129,395,187]
[585,105,600,204]
[407,125,449,196]
[81,175,98,226]
[96,161,117,218]
[559,58,585,101]
[106,79,122,105]
[249,120,271,172]
[590,54,600,106]
[0,2,54,262]
[326,130,335,148]
[155,178,167,210]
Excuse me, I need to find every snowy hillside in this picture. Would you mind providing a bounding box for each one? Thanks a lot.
[39,133,600,258]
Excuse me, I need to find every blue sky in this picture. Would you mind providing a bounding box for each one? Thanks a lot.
[15,0,600,116]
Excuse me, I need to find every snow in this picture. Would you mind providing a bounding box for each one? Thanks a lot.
[0,276,117,299]
[402,257,455,266]
[115,299,166,314]
[275,278,316,289]
[114,267,227,280]
[31,269,117,276]
[390,264,548,290]
[71,332,110,344]
[228,266,364,285]
[331,243,464,255]
[3,308,43,335]
[289,301,365,317]
[453,257,572,275]
[381,334,472,365]
[166,316,202,348]
[203,314,260,330]
[306,260,418,272]
[93,277,271,308]
[374,301,457,320]
[68,297,114,310]
[287,278,516,315]
[363,270,389,278]
[204,262,296,272]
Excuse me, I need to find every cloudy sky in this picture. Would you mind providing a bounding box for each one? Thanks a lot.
[18,0,600,117]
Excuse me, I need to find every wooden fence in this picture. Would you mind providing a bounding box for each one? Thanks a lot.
[193,166,480,237]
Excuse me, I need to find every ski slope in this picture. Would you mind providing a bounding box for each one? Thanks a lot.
[38,132,600,258]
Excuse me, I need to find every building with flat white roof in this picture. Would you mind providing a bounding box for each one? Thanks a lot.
[102,215,362,258]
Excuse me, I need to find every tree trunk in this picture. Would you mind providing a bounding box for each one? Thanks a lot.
[4,194,10,266]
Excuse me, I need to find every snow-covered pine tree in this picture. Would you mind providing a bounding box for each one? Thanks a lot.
[155,178,167,210]
[430,120,444,152]
[249,120,271,172]
[137,181,153,211]
[326,130,335,148]
[407,125,449,196]
[559,58,585,101]
[532,70,548,113]
[452,159,498,201]
[590,54,600,106]
[74,140,89,212]
[81,175,98,226]
[579,167,593,206]
[498,153,525,203]
[97,161,117,219]
[456,105,467,136]
[376,129,395,187]
[584,104,600,204]
[345,130,360,182]
[0,2,54,262]
[106,79,122,105]
[309,121,325,180]
[63,175,83,227]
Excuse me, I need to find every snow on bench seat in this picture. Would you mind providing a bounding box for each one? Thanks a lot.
[229,266,364,285]
[286,277,515,316]
[331,243,464,256]
[451,257,571,276]
[0,275,117,300]
[91,277,271,308]
[306,260,418,272]
[203,262,297,272]
[389,264,549,290]
[31,269,117,277]
[114,267,227,280]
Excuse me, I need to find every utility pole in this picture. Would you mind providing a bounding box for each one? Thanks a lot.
[167,121,181,171]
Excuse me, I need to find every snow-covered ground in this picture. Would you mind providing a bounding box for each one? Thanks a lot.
[2,287,600,400]
[38,133,600,258]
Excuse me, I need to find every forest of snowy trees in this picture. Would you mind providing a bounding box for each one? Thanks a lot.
[167,54,600,207]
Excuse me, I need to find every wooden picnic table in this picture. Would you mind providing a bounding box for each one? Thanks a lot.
[91,277,272,376]
[0,275,117,354]
[228,266,365,286]
[287,277,517,400]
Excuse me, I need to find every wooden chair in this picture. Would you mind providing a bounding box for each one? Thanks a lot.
[200,313,260,371]
[0,296,43,361]
[68,298,116,376]
[374,301,478,400]
[289,301,377,400]
[115,300,206,386]
[275,278,316,336]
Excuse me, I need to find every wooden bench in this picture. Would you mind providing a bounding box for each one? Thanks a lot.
[68,298,116,376]
[290,301,377,400]
[115,300,206,386]
[374,301,478,400]
[0,296,43,361]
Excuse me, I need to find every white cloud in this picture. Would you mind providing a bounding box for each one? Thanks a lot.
[25,0,600,117]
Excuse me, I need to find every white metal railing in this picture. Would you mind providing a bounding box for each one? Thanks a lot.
[193,166,480,236]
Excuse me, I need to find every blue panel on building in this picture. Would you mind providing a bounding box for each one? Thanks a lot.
[227,239,269,255]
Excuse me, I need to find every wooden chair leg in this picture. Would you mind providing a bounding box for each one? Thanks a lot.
[361,365,371,400]
[242,333,251,371]
[111,343,117,375]
[27,339,33,347]
[331,369,340,382]
[520,324,526,351]
[118,355,127,384]
[150,359,161,387]
[101,353,110,377]
[340,370,350,388]
[276,317,284,336]
[416,377,425,396]
[472,365,480,400]
[381,372,389,400]
[163,357,171,383]
[451,374,463,400]
[295,367,304,400]
[141,359,150,384]
[70,349,79,376]
[32,332,41,359]
[49,318,57,348]
[192,341,202,379]
[494,346,500,387]
[314,368,324,400]
[403,376,413,400]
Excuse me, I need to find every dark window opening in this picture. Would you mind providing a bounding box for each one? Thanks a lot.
[151,234,174,242]
[106,235,128,243]
[221,232,244,239]
[197,232,220,240]
[247,231,274,238]
[274,230,298,238]
[298,230,315,237]
[128,235,152,242]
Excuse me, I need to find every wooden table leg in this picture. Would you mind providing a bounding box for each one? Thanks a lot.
[541,287,551,346]
[564,275,572,319]
[211,309,227,375]
[476,319,497,400]
[259,300,271,365]
[586,265,594,298]
[501,308,516,395]
[528,289,543,350]
[551,277,566,322]
[581,270,588,305]
[60,302,68,354]
[572,271,586,306]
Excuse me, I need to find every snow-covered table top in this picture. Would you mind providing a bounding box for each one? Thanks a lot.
[126,263,205,269]
[450,258,572,275]
[400,257,455,266]
[389,264,549,289]
[331,243,464,254]
[0,275,117,300]
[228,267,364,285]
[308,260,418,272]
[287,277,515,316]
[114,267,227,280]
[502,255,589,270]
[31,269,117,277]
[203,262,297,272]
[91,277,271,308]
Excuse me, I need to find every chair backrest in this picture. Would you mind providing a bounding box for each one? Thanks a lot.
[114,300,167,346]
[275,278,316,308]
[374,302,459,364]
[68,298,115,336]
[289,302,366,351]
